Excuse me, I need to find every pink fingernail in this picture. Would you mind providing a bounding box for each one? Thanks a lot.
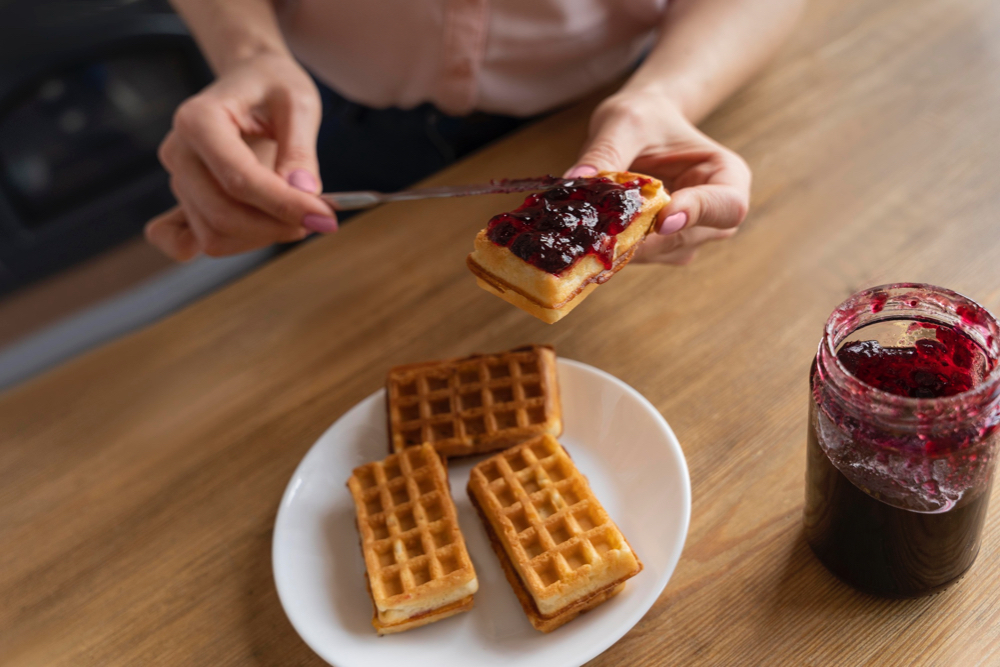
[658,211,688,235]
[564,165,599,179]
[303,214,338,234]
[288,169,318,193]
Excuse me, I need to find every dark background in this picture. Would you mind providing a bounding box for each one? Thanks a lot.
[0,0,211,296]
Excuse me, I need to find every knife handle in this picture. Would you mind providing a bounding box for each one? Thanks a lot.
[320,191,383,211]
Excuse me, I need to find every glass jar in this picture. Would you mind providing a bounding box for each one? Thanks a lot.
[804,283,1000,598]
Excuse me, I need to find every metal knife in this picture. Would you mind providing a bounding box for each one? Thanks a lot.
[320,176,573,211]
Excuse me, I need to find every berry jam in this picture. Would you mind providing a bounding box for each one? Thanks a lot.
[805,299,1000,598]
[486,176,649,275]
[837,323,986,398]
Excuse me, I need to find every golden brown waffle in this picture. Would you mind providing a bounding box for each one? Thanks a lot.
[347,443,478,635]
[467,171,669,323]
[467,435,642,632]
[386,344,562,458]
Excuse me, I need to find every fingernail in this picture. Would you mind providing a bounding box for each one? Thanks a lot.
[658,211,688,235]
[303,214,338,234]
[288,169,319,193]
[564,165,599,179]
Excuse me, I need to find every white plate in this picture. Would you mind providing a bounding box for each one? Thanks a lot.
[273,359,690,667]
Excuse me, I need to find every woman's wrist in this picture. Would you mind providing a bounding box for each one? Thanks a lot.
[215,38,291,74]
[170,0,292,75]
[617,78,701,124]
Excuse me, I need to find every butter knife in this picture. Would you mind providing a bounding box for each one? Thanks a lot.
[320,176,572,211]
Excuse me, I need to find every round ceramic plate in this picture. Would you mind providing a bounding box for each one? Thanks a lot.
[273,359,690,667]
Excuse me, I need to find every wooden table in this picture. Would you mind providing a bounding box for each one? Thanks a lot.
[4,0,1000,663]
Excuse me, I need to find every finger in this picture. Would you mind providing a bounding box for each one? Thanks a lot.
[145,206,199,262]
[699,149,751,192]
[269,86,323,192]
[181,205,264,257]
[238,136,334,232]
[664,184,750,230]
[659,248,699,266]
[157,130,181,173]
[173,98,335,227]
[565,104,648,177]
[657,151,751,231]
[634,226,737,264]
[170,142,310,247]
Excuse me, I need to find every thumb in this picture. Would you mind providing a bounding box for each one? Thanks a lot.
[271,89,323,194]
[145,206,198,262]
[564,109,647,178]
[664,184,750,231]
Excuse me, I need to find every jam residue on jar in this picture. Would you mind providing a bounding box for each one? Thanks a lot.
[837,322,991,398]
[485,176,650,275]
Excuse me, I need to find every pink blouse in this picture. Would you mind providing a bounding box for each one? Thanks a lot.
[276,0,667,117]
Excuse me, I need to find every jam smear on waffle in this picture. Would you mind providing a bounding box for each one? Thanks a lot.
[486,176,650,274]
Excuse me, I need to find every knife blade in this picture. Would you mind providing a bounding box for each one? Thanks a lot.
[320,176,574,211]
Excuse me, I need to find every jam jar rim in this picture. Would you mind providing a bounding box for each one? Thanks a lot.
[819,282,1000,413]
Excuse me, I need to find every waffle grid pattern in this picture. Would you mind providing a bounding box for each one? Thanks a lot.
[472,437,629,601]
[387,346,557,455]
[349,444,473,606]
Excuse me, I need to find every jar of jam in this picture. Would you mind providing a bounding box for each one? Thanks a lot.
[804,283,1000,598]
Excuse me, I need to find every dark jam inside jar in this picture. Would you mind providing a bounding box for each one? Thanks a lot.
[805,318,998,597]
[485,176,648,275]
[837,322,987,399]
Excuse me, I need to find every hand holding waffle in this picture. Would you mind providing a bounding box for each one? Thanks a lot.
[567,92,751,266]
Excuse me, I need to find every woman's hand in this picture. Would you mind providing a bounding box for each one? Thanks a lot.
[146,52,337,261]
[566,89,751,265]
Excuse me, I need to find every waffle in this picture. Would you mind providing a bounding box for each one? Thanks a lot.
[467,171,669,323]
[347,443,478,634]
[386,344,562,458]
[467,435,642,632]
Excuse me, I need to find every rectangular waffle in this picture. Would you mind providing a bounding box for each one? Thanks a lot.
[386,344,562,458]
[467,171,669,323]
[347,443,478,634]
[466,435,642,632]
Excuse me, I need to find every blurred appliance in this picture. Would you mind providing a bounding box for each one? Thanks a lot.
[0,1,278,392]
[0,0,212,295]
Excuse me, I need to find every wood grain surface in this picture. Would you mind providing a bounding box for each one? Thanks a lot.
[4,0,1000,664]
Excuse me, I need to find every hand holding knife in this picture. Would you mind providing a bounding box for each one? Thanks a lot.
[146,175,570,261]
